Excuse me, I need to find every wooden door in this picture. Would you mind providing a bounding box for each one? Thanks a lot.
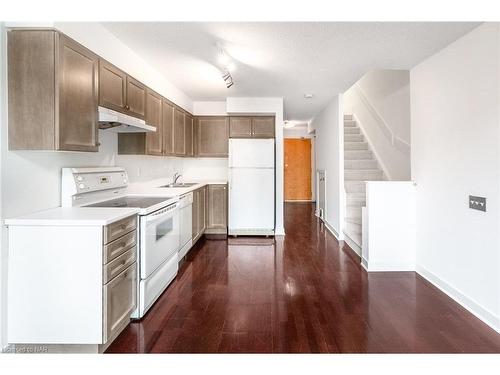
[284,138,312,201]
[162,100,174,155]
[99,59,126,113]
[125,76,146,119]
[195,117,229,157]
[173,108,185,156]
[145,89,163,155]
[207,184,228,230]
[185,114,194,156]
[252,117,275,138]
[57,34,99,152]
[229,117,252,138]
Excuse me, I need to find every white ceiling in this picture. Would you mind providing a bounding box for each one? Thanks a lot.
[102,22,479,122]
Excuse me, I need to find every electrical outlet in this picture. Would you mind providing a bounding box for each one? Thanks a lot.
[469,195,486,212]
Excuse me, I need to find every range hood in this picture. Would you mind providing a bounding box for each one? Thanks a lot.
[98,106,156,133]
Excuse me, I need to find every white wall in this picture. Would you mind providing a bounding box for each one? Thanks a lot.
[343,70,411,180]
[411,23,500,332]
[0,22,6,349]
[283,126,311,139]
[193,101,227,116]
[226,97,285,235]
[356,70,411,142]
[310,95,344,239]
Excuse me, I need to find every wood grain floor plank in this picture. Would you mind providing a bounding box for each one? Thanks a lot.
[106,203,500,353]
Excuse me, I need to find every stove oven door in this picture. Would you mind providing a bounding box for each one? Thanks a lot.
[140,203,180,279]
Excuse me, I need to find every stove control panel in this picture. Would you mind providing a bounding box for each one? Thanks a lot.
[61,167,129,207]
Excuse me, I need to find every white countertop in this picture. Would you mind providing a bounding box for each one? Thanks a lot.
[5,207,140,226]
[126,178,228,196]
[5,179,227,226]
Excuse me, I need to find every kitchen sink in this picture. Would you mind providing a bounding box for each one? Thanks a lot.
[159,182,199,188]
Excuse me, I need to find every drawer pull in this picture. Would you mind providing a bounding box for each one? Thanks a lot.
[120,224,126,230]
[120,242,126,247]
[123,272,127,278]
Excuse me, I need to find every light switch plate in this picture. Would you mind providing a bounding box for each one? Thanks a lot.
[469,195,486,212]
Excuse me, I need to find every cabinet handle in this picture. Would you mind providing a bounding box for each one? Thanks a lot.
[120,242,126,247]
[120,224,126,230]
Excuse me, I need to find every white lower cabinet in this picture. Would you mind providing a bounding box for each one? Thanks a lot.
[7,214,138,349]
[103,263,137,343]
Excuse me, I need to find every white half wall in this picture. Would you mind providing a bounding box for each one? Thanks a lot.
[226,97,285,235]
[343,70,411,180]
[310,95,344,239]
[411,23,500,332]
[362,181,416,271]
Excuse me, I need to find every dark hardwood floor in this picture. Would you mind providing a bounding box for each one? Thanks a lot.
[106,203,500,353]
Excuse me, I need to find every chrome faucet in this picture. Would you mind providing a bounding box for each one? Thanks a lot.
[172,172,182,184]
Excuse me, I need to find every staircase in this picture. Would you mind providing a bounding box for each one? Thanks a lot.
[343,114,385,248]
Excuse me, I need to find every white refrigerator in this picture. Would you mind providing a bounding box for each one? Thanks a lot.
[229,138,275,236]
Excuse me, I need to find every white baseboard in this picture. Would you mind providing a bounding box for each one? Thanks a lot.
[361,257,369,270]
[416,264,500,334]
[365,262,415,272]
[323,221,339,240]
[274,227,286,236]
[343,233,361,256]
[319,217,342,241]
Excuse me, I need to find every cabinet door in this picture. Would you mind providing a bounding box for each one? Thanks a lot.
[200,186,206,233]
[99,59,126,113]
[192,189,199,241]
[195,117,229,157]
[173,108,185,156]
[162,100,175,155]
[252,117,275,138]
[103,264,137,343]
[185,114,194,157]
[207,184,228,230]
[145,89,163,155]
[126,76,146,119]
[8,30,56,150]
[229,117,252,138]
[57,34,99,152]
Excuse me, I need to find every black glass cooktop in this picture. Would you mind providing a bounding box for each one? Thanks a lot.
[85,196,170,209]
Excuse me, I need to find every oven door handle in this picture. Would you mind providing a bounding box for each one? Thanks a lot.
[146,204,179,223]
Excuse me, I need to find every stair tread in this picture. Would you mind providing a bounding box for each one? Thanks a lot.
[345,217,362,225]
[345,169,383,173]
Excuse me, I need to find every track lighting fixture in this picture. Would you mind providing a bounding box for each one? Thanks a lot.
[222,70,234,88]
[217,44,236,88]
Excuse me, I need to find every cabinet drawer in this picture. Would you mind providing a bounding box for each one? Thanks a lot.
[103,263,137,343]
[103,247,137,284]
[104,230,136,263]
[104,215,137,244]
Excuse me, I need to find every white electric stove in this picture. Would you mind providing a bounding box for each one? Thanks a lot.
[61,167,181,319]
